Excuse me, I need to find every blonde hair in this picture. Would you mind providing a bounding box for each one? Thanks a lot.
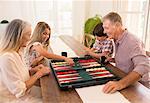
[0,19,30,53]
[103,12,122,25]
[29,22,51,49]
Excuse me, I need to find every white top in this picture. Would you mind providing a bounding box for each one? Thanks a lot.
[0,51,42,103]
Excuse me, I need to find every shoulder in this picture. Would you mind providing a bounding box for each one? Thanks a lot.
[0,52,17,64]
[125,31,143,48]
[125,31,145,55]
[0,52,16,59]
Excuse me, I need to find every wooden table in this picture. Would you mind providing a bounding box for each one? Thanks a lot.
[40,35,150,103]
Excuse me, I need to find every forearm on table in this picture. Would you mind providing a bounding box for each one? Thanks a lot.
[25,71,42,90]
[29,70,41,87]
[45,53,67,60]
[118,71,141,89]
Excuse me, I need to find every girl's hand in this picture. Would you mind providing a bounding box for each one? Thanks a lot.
[65,58,74,65]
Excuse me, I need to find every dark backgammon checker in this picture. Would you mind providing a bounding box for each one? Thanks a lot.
[49,56,120,90]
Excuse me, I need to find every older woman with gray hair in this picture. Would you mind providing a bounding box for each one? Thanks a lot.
[0,19,50,103]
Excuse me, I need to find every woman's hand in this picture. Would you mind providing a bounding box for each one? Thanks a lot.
[36,66,50,78]
[30,64,44,72]
[102,81,124,94]
[25,65,50,90]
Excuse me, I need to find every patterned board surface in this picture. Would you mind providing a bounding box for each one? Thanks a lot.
[50,56,119,89]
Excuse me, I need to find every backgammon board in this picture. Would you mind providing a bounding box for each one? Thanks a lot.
[49,56,120,90]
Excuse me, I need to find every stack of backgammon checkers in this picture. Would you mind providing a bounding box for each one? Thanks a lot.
[86,67,114,79]
[50,56,120,90]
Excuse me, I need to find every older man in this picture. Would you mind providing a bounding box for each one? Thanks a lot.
[102,12,150,93]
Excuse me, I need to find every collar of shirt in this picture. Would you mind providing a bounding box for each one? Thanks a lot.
[116,29,128,46]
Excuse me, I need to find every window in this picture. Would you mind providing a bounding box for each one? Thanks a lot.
[116,0,150,51]
[34,0,72,36]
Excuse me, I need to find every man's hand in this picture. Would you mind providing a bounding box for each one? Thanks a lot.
[103,71,141,94]
[102,81,124,94]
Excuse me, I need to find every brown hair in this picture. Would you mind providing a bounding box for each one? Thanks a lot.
[103,12,122,25]
[29,22,51,49]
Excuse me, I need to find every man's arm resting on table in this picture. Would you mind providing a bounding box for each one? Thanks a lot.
[103,71,141,94]
[118,71,141,88]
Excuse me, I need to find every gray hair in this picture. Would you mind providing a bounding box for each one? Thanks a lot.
[0,19,30,53]
[103,12,122,25]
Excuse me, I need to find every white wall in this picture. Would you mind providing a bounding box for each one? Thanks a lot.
[0,0,114,43]
[88,0,114,17]
[72,0,89,42]
[0,1,36,26]
[72,0,114,42]
[0,1,22,21]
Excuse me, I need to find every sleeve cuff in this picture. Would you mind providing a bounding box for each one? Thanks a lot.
[133,64,150,76]
[13,81,27,98]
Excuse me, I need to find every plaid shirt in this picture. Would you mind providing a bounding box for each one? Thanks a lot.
[93,39,113,54]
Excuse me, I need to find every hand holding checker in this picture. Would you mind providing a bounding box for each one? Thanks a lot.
[61,52,74,66]
[64,58,74,66]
